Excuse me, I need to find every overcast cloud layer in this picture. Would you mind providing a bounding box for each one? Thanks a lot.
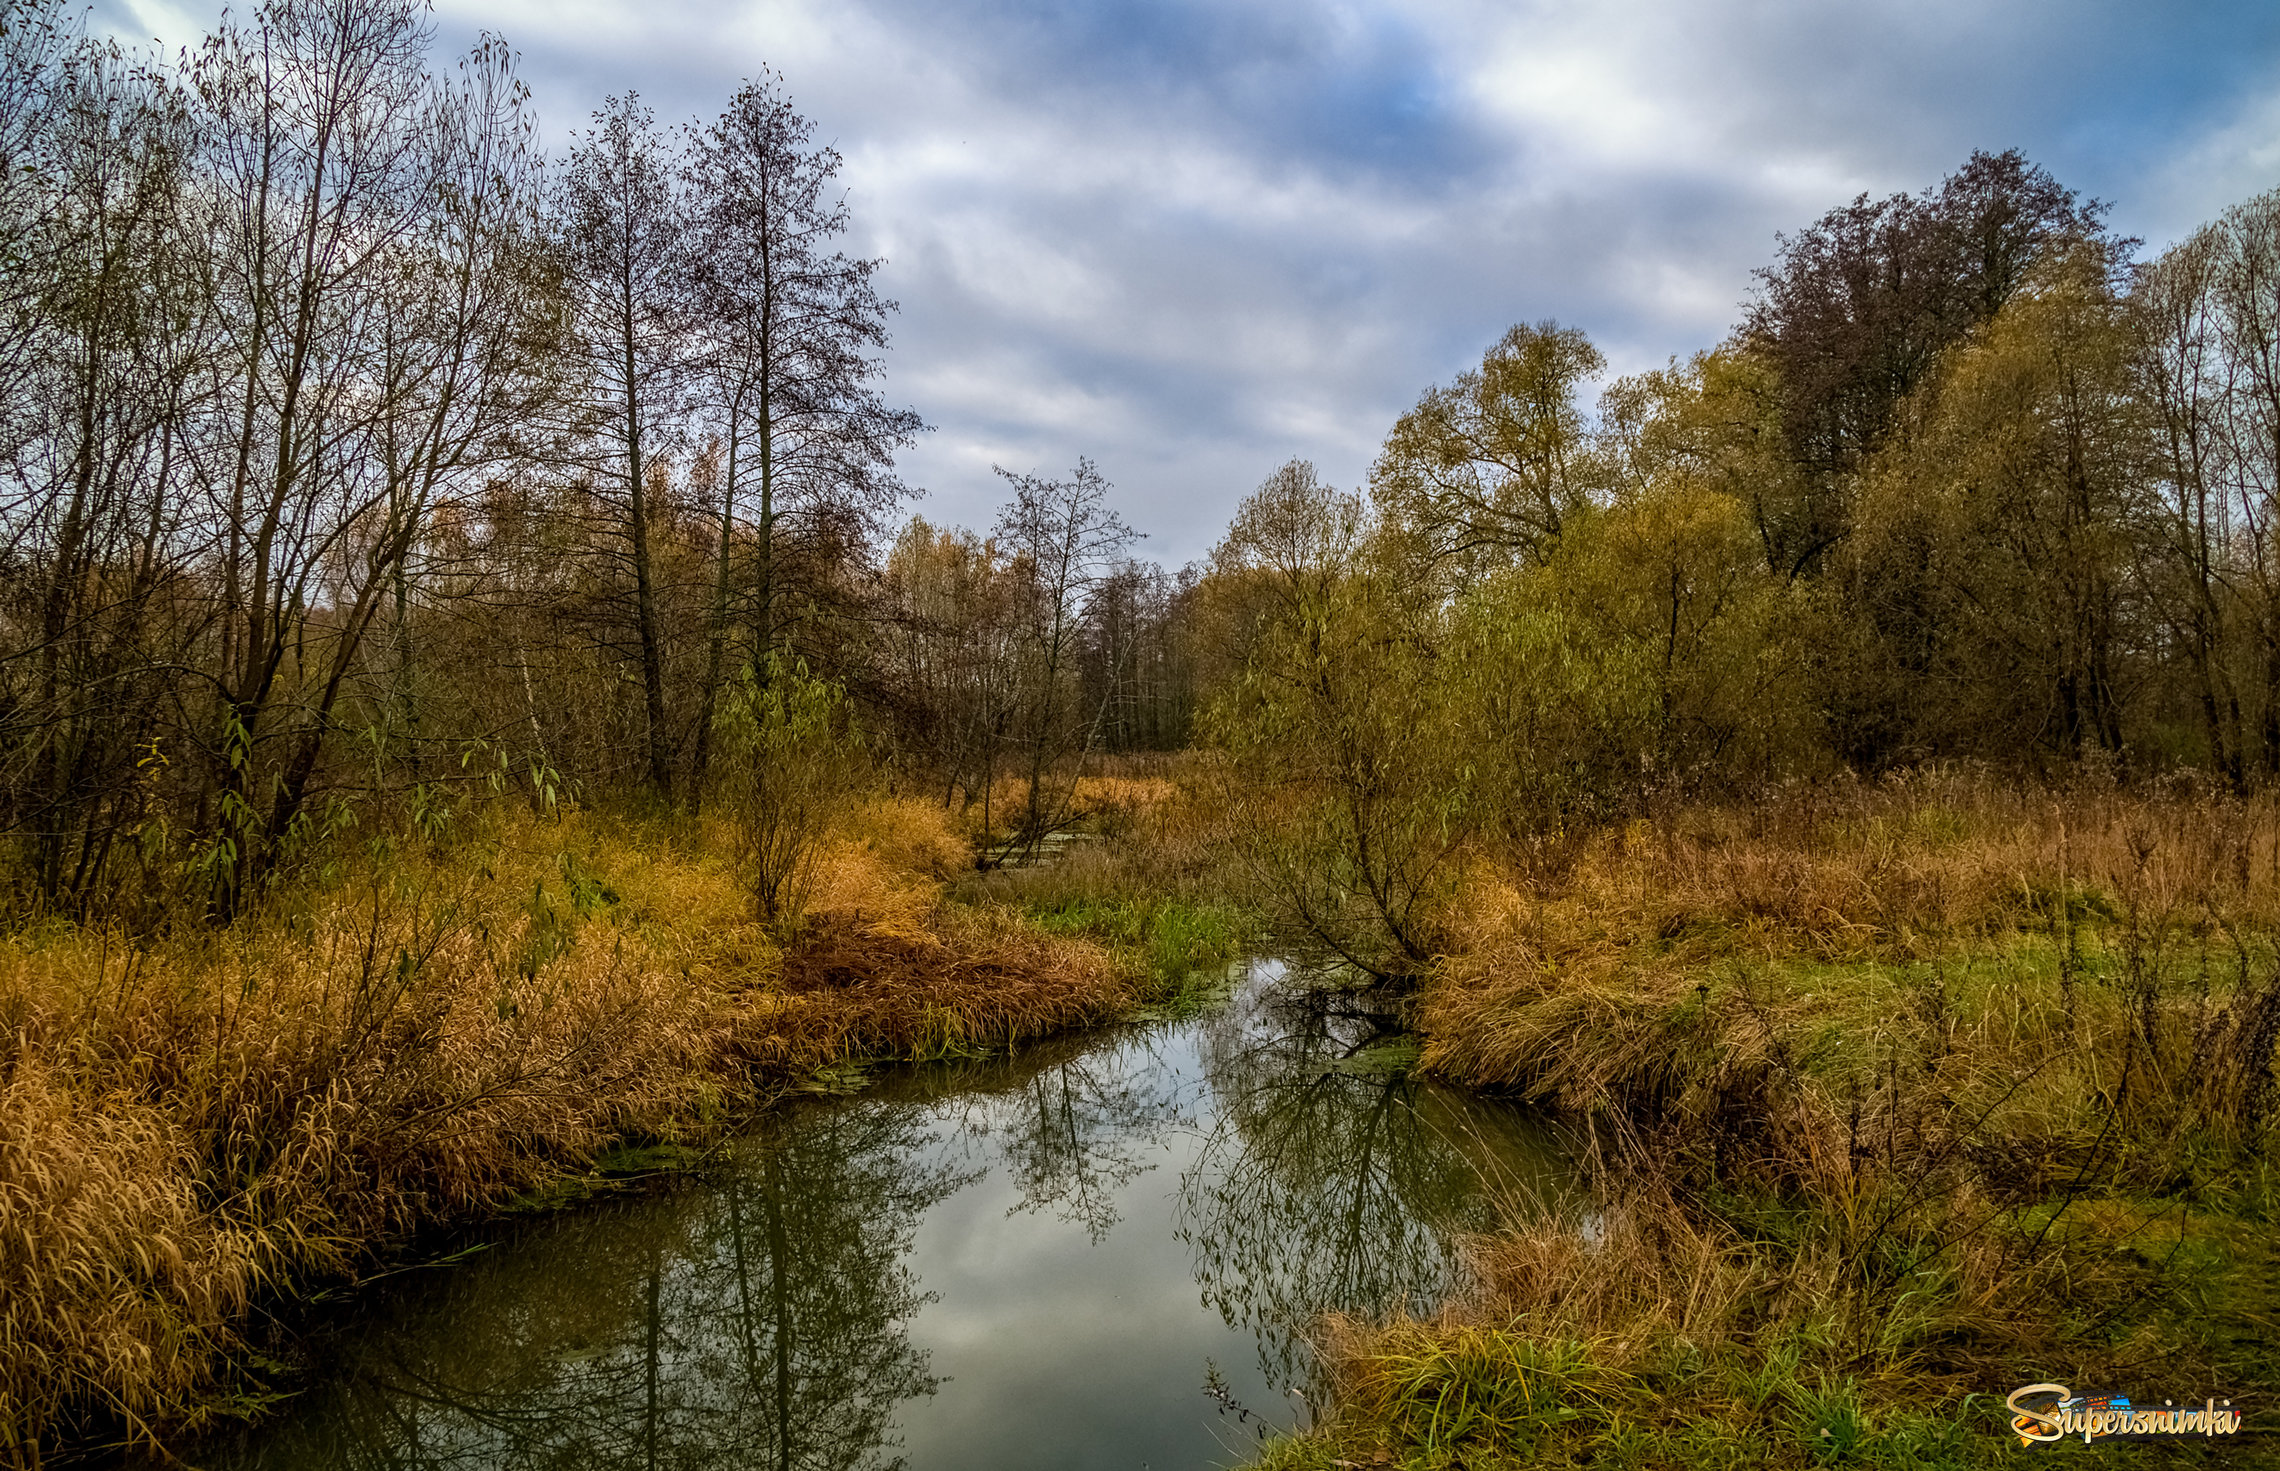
[99,0,2280,562]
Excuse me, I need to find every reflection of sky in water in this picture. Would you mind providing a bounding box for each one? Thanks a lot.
[187,959,1569,1471]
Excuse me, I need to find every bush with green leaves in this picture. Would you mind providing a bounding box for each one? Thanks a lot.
[714,655,866,928]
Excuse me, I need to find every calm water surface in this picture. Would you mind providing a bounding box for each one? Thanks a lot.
[196,959,1569,1471]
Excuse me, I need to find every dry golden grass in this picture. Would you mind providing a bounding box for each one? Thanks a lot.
[1251,771,2280,1468]
[761,913,1133,1063]
[1424,770,2280,1134]
[1606,768,2266,947]
[1233,773,2280,1468]
[1276,1170,2191,1469]
[949,763,1187,847]
[1069,774,1181,815]
[0,795,1140,1462]
[830,795,973,886]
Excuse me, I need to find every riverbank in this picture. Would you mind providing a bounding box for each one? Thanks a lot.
[0,788,1233,1464]
[1251,773,2280,1468]
[162,953,1539,1470]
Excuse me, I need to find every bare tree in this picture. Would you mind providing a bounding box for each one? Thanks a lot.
[0,0,82,468]
[367,34,558,778]
[2136,224,2241,783]
[993,458,1135,859]
[684,73,922,794]
[2211,191,2280,774]
[170,0,546,913]
[1073,559,1197,754]
[556,92,685,800]
[878,517,1019,810]
[0,25,203,910]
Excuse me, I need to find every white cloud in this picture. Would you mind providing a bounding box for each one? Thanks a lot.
[88,0,2280,562]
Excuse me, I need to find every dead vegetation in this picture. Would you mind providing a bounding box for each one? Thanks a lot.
[0,796,1142,1464]
[1259,771,2280,1468]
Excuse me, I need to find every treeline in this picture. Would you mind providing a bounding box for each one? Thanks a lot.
[1206,151,2280,973]
[16,0,2273,951]
[0,0,1197,923]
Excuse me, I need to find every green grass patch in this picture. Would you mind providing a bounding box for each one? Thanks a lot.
[1246,1326,2234,1470]
[1019,893,1255,989]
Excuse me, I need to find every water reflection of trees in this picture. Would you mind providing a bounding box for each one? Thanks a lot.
[907,1028,1196,1244]
[198,973,1564,1469]
[214,1101,971,1471]
[1177,976,1557,1395]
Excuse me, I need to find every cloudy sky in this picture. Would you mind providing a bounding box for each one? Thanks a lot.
[98,0,2280,563]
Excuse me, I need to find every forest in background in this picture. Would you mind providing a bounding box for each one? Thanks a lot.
[1210,145,2280,969]
[8,0,2280,928]
[0,0,1197,934]
[9,0,2280,1461]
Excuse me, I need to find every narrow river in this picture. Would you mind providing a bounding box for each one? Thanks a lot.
[194,958,1569,1471]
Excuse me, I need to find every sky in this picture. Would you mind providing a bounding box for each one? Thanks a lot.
[96,0,2280,564]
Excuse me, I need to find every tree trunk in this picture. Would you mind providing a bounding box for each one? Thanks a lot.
[691,396,740,804]
[623,268,673,801]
